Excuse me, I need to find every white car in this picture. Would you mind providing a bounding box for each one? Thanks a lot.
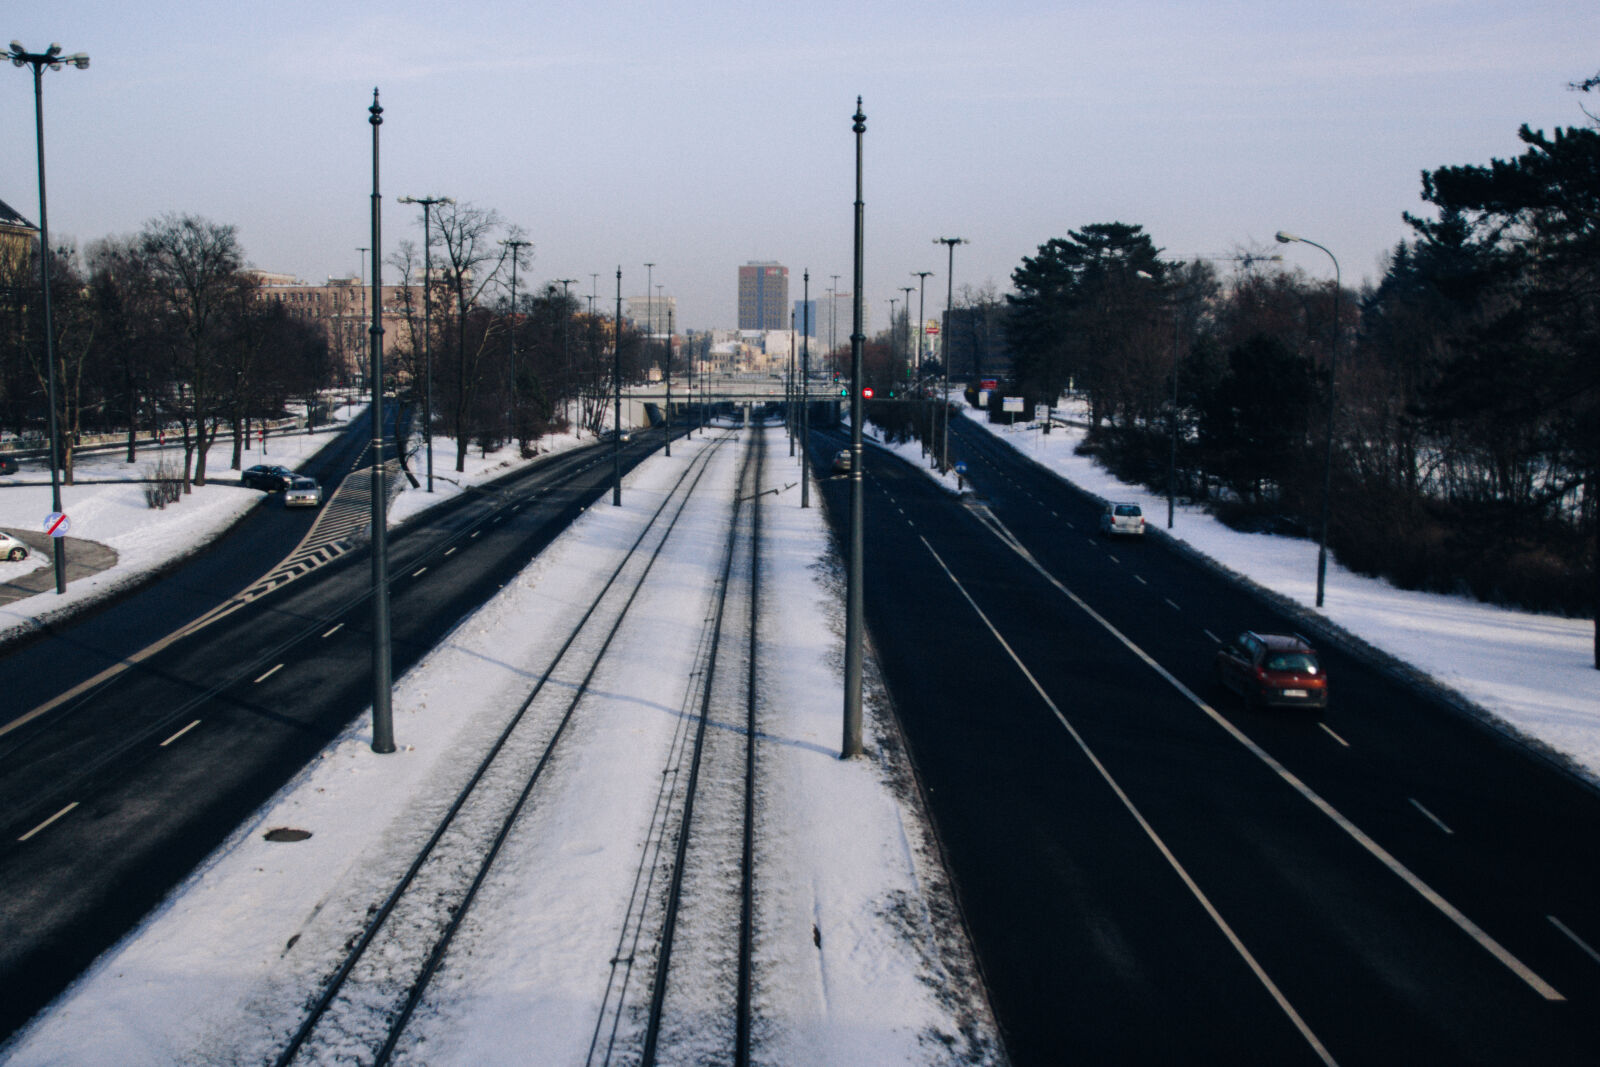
[283,477,323,508]
[1099,502,1146,537]
[0,531,31,561]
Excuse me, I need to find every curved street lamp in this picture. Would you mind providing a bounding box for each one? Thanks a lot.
[1276,230,1341,608]
[8,42,89,596]
[934,237,967,474]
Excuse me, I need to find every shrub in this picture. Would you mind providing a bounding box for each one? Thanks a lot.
[143,458,183,509]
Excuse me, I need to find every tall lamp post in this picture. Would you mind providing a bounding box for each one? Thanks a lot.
[934,237,967,473]
[366,89,394,754]
[1276,230,1341,608]
[613,267,623,507]
[396,195,452,492]
[899,286,915,393]
[801,269,811,508]
[502,238,530,443]
[913,270,934,458]
[9,42,88,595]
[843,98,867,760]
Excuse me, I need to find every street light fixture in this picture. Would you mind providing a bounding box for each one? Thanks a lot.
[554,278,578,435]
[934,237,968,474]
[501,238,531,445]
[8,41,89,596]
[396,195,453,492]
[1276,230,1342,608]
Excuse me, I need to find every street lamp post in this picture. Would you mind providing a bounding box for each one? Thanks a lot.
[502,238,530,444]
[934,237,967,473]
[914,270,934,458]
[396,195,452,492]
[366,88,394,754]
[1276,230,1341,608]
[555,278,577,436]
[900,286,915,394]
[843,98,867,760]
[801,269,811,508]
[613,267,623,507]
[9,42,88,596]
[664,306,673,457]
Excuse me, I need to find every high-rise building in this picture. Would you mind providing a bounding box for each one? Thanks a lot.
[792,299,818,337]
[738,262,788,330]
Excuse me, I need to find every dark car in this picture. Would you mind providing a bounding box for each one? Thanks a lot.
[242,464,295,491]
[0,455,18,476]
[1215,631,1328,710]
[831,449,852,474]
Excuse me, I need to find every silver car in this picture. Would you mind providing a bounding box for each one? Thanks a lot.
[283,476,322,508]
[0,531,29,561]
[1099,502,1146,537]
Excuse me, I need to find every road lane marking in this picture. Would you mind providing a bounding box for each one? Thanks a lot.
[920,535,1338,1066]
[960,507,1566,1003]
[160,720,202,747]
[1409,798,1454,835]
[255,664,284,683]
[445,546,457,556]
[19,802,78,842]
[1548,916,1600,967]
[1134,575,1148,585]
[322,623,344,638]
[1319,723,1351,748]
[1203,629,1222,644]
[1164,598,1182,612]
[412,567,428,578]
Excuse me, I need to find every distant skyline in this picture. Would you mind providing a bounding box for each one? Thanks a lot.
[5,2,1597,334]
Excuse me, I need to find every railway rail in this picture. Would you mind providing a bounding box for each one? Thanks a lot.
[271,426,772,1065]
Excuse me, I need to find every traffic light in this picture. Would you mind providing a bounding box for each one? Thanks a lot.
[838,385,849,397]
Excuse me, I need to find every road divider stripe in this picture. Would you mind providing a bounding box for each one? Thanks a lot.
[160,720,202,747]
[1548,916,1600,967]
[920,534,1338,1066]
[1409,798,1455,835]
[1319,723,1351,748]
[323,623,343,638]
[255,664,284,684]
[19,802,78,842]
[964,509,1565,1003]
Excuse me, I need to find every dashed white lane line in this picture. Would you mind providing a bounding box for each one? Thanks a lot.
[1164,598,1182,612]
[445,546,457,556]
[1134,575,1148,585]
[1409,798,1455,835]
[1548,916,1600,967]
[160,720,202,747]
[19,802,78,842]
[255,664,284,684]
[322,623,344,639]
[413,567,428,578]
[1319,723,1351,748]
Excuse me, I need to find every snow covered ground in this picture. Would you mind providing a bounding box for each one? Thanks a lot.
[6,397,1599,1064]
[917,404,1600,782]
[0,422,1001,1066]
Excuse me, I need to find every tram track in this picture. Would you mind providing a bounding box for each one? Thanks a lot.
[269,429,748,1066]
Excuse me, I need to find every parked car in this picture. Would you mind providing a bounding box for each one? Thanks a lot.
[1214,631,1328,710]
[242,464,295,491]
[283,476,323,508]
[831,449,852,474]
[0,455,18,476]
[1099,502,1146,537]
[0,531,30,561]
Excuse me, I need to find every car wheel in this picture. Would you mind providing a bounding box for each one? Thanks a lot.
[7,547,25,561]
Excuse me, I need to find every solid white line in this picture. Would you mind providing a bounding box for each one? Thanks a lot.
[967,513,1566,1003]
[1548,916,1600,967]
[920,535,1339,1066]
[1409,798,1455,835]
[1319,723,1351,748]
[19,802,78,842]
[322,623,343,638]
[255,663,284,684]
[160,720,202,747]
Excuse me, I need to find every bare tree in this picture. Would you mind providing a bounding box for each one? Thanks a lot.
[430,203,513,471]
[136,213,246,490]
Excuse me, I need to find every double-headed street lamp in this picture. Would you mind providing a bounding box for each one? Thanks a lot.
[9,42,88,596]
[1276,230,1342,608]
[396,195,453,492]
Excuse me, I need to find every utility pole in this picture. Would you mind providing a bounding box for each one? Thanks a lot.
[934,237,967,474]
[801,269,811,509]
[613,267,623,507]
[367,89,394,754]
[843,98,867,760]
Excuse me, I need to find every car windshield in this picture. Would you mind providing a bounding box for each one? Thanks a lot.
[290,478,315,489]
[1264,652,1318,673]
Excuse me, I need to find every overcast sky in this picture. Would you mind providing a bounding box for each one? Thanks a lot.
[5,1,1596,332]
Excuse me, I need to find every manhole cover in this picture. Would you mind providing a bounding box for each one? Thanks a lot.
[263,827,313,843]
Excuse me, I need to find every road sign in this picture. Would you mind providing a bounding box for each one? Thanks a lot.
[955,461,967,474]
[1002,396,1025,413]
[924,322,940,335]
[44,512,70,538]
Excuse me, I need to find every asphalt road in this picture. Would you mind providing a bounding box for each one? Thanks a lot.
[0,418,670,1039]
[808,412,1600,1066]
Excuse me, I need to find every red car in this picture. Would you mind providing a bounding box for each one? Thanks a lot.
[1215,631,1328,709]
